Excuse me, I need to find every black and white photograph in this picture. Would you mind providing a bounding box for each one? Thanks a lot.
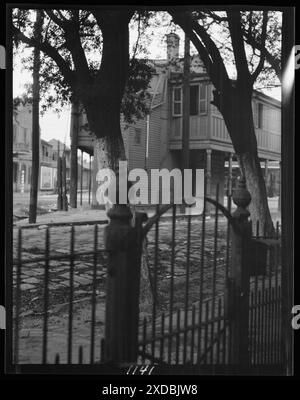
[0,4,296,380]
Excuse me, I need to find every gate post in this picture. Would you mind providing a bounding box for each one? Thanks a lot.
[228,177,252,367]
[103,204,143,365]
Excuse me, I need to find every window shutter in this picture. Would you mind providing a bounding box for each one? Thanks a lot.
[190,85,199,115]
[199,83,207,114]
[253,102,259,128]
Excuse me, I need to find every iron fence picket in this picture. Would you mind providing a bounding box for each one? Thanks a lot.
[210,184,219,363]
[14,228,22,365]
[197,176,207,363]
[183,208,191,364]
[167,204,176,363]
[68,226,75,364]
[42,228,50,364]
[90,224,98,364]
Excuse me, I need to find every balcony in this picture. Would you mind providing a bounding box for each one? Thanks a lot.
[13,142,30,153]
[169,113,281,161]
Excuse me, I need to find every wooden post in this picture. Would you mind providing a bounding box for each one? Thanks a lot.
[29,10,43,223]
[205,149,212,214]
[228,152,233,206]
[278,161,281,212]
[62,154,68,211]
[88,154,92,205]
[228,176,252,367]
[57,155,63,211]
[265,159,269,196]
[265,159,269,180]
[80,150,83,206]
[104,204,143,364]
[70,102,79,208]
[20,169,25,194]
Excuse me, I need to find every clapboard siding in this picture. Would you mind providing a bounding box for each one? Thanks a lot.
[127,119,147,170]
[169,82,281,159]
[148,107,162,169]
[211,115,231,142]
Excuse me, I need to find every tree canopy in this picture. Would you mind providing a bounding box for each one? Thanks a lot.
[13,9,155,124]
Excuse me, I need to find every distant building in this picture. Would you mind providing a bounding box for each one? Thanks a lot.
[12,103,91,193]
[72,33,281,206]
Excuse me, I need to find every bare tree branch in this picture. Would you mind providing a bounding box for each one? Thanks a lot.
[12,25,75,87]
[250,11,268,84]
[227,10,251,83]
[44,10,69,30]
[244,29,281,81]
[171,11,231,94]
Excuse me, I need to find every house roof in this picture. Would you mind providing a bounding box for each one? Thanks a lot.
[48,138,70,152]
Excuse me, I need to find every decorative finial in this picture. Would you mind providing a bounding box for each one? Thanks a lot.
[232,176,251,219]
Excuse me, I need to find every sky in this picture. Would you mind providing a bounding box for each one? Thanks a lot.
[13,11,281,147]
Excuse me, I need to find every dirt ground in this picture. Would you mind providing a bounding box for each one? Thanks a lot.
[12,194,281,364]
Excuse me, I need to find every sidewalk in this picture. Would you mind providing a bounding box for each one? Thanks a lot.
[14,196,280,228]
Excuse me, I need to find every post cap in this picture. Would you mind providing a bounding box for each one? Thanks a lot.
[232,177,251,219]
[107,204,132,222]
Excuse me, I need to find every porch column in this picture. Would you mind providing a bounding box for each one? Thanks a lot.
[205,149,212,214]
[206,149,212,197]
[278,161,281,212]
[70,102,79,208]
[18,163,22,193]
[228,152,233,207]
[21,164,26,193]
[265,159,269,181]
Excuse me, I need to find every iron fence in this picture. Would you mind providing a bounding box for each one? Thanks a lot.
[13,223,108,365]
[12,181,283,373]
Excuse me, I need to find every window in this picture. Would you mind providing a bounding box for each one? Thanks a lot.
[134,128,141,145]
[258,103,264,129]
[190,85,199,116]
[172,87,182,116]
[199,83,207,114]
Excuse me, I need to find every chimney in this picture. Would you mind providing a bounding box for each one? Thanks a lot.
[166,33,180,61]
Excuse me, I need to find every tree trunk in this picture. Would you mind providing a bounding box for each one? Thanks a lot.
[139,237,153,314]
[237,152,274,235]
[70,101,79,208]
[91,134,126,208]
[170,11,274,235]
[218,88,275,236]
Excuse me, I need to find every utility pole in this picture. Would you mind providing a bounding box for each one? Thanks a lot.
[181,34,190,213]
[70,101,79,208]
[57,141,63,210]
[29,10,43,223]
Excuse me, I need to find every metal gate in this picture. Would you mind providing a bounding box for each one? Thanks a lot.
[136,178,283,372]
